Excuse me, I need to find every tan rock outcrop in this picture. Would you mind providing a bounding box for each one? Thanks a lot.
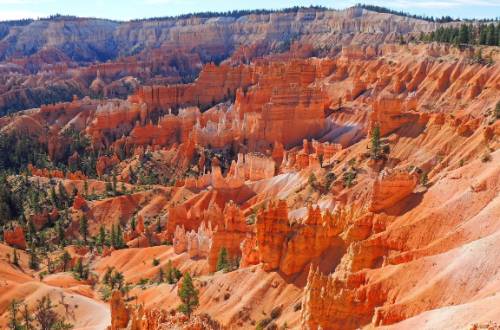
[109,291,129,330]
[207,201,249,272]
[228,153,276,182]
[301,267,383,330]
[369,94,419,136]
[255,200,291,271]
[369,168,418,212]
[280,206,345,276]
[3,225,27,250]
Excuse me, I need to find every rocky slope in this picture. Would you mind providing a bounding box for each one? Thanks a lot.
[0,6,441,114]
[0,7,437,63]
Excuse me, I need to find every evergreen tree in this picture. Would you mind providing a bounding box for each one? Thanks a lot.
[83,180,89,197]
[26,219,36,246]
[115,225,124,249]
[110,224,116,247]
[58,182,69,207]
[103,267,113,286]
[158,268,165,283]
[156,218,162,233]
[479,25,488,44]
[130,217,136,232]
[308,173,317,187]
[71,186,78,199]
[370,124,382,159]
[112,271,124,290]
[34,295,73,330]
[177,272,199,318]
[72,258,87,279]
[28,248,38,270]
[21,303,33,330]
[97,225,107,247]
[0,175,14,222]
[112,172,117,195]
[8,299,22,330]
[216,247,230,272]
[79,215,88,243]
[60,250,71,272]
[166,260,182,284]
[459,24,469,44]
[105,180,113,196]
[486,23,497,46]
[56,220,65,246]
[120,182,127,195]
[12,249,19,267]
[50,186,58,207]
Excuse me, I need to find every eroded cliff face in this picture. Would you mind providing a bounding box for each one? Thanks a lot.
[0,7,441,115]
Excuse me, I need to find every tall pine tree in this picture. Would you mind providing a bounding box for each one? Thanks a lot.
[177,272,199,318]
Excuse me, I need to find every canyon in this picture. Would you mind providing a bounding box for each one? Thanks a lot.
[0,5,499,330]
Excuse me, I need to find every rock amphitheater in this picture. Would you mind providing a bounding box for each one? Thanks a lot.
[0,5,499,330]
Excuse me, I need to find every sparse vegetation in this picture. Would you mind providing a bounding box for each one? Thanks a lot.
[166,260,183,284]
[8,296,73,330]
[324,172,337,191]
[79,215,88,243]
[420,172,429,186]
[370,125,382,160]
[72,258,89,280]
[481,150,492,163]
[342,170,357,188]
[216,247,230,272]
[60,250,71,272]
[308,173,317,189]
